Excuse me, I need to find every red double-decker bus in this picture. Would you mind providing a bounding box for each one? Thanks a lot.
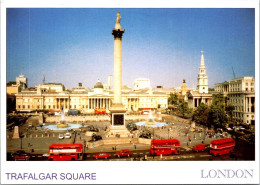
[48,143,83,161]
[209,138,235,156]
[94,108,106,114]
[150,139,180,155]
[141,108,153,114]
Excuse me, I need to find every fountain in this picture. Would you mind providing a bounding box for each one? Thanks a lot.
[57,111,68,128]
[134,110,170,128]
[145,111,155,125]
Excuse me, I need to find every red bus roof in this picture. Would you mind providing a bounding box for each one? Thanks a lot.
[151,139,180,144]
[49,110,61,113]
[49,143,83,148]
[211,138,235,144]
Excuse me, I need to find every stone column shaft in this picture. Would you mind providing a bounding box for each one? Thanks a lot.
[113,37,122,104]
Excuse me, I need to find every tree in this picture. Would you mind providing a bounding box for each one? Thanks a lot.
[168,93,178,105]
[178,102,191,118]
[225,104,235,121]
[208,104,228,128]
[212,93,225,106]
[192,103,210,127]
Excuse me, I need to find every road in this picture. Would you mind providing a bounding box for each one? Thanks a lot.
[7,147,238,161]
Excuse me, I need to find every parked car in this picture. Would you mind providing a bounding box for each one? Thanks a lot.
[42,153,49,158]
[226,127,232,131]
[239,126,245,130]
[192,144,206,152]
[94,153,110,159]
[65,132,71,139]
[115,149,132,158]
[11,150,30,161]
[58,133,64,139]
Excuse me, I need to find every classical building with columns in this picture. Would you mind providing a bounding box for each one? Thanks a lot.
[15,79,168,113]
[187,51,212,109]
[214,76,255,125]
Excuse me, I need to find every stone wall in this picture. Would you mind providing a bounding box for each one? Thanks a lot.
[138,138,151,145]
[45,114,152,123]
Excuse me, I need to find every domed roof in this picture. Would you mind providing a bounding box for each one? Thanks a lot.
[94,80,103,89]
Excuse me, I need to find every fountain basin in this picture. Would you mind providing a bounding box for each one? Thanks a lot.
[38,123,82,131]
[135,121,170,128]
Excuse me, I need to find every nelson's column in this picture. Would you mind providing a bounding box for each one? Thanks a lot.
[109,11,129,137]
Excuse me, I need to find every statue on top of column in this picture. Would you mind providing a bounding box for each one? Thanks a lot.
[115,11,121,29]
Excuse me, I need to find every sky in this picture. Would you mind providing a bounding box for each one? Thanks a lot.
[6,8,255,89]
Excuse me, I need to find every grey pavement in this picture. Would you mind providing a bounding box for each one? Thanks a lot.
[6,115,232,155]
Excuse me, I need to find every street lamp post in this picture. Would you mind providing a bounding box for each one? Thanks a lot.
[153,127,155,159]
[20,134,24,150]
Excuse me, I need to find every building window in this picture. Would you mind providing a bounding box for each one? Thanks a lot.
[245,88,248,91]
[74,105,76,109]
[37,106,40,109]
[246,83,248,86]
[18,105,21,109]
[49,105,51,109]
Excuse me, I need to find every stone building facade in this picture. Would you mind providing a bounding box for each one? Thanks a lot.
[214,76,255,125]
[15,80,168,113]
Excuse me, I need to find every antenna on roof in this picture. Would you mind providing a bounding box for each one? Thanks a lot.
[232,66,236,79]
[42,75,45,84]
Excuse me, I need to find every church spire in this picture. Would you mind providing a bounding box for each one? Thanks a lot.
[197,50,208,94]
[200,50,205,66]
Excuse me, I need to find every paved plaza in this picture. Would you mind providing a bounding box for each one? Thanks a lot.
[6,114,231,155]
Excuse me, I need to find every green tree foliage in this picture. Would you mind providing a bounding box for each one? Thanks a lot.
[168,93,178,105]
[192,103,210,127]
[212,93,225,106]
[178,102,191,118]
[192,100,229,128]
[209,104,228,128]
[225,104,235,121]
